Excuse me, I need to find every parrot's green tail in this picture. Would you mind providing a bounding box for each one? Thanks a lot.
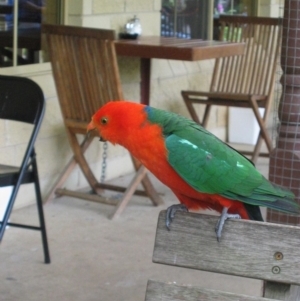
[225,181,300,215]
[257,196,300,214]
[244,182,300,215]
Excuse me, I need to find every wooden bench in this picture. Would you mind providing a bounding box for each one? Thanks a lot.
[145,211,300,301]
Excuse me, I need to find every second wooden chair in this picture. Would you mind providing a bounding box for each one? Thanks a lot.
[182,16,282,164]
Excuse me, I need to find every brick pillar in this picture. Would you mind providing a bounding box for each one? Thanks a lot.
[268,0,300,225]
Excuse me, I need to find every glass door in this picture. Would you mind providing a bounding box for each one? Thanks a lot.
[0,0,62,67]
[161,0,210,39]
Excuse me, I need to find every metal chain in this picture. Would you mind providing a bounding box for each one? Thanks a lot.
[100,141,108,183]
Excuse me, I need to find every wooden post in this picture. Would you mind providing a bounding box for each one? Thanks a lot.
[268,0,300,225]
[267,2,300,297]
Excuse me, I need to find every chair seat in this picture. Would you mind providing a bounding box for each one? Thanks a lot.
[0,164,34,187]
[182,91,268,107]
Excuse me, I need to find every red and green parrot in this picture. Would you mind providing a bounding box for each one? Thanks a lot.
[87,101,300,240]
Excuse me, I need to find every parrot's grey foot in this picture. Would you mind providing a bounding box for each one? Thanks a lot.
[166,204,188,230]
[215,207,241,242]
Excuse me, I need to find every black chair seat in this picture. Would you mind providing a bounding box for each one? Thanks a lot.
[0,164,35,185]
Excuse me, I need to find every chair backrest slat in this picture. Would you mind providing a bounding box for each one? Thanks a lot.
[211,16,282,97]
[43,25,123,124]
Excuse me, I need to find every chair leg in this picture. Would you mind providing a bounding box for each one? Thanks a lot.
[182,93,202,124]
[44,136,93,203]
[44,156,77,203]
[67,132,99,191]
[202,104,212,128]
[109,165,148,220]
[140,175,164,206]
[182,92,212,128]
[251,134,264,164]
[32,154,51,264]
[250,98,273,153]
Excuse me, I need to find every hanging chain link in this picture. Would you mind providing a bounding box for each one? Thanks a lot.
[100,141,108,183]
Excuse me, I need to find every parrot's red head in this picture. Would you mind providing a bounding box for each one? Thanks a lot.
[87,101,148,146]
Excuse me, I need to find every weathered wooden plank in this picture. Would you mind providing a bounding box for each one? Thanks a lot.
[286,285,300,301]
[153,211,300,285]
[145,280,280,301]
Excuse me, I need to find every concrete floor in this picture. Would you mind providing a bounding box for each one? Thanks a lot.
[0,156,269,301]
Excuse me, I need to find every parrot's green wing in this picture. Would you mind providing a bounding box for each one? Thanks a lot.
[145,106,299,214]
[166,131,262,196]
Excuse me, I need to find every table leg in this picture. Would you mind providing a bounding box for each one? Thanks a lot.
[140,57,151,105]
[138,57,164,205]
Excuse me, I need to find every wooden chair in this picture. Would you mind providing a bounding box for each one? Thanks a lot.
[42,25,163,219]
[182,16,282,164]
[146,211,300,300]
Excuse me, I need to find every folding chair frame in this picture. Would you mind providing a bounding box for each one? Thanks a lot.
[0,75,50,264]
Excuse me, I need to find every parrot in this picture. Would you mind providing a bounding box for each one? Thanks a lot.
[87,100,300,241]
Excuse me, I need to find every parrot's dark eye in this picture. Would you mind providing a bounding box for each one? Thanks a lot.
[100,117,108,125]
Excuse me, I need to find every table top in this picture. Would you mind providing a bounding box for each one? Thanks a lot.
[115,36,245,61]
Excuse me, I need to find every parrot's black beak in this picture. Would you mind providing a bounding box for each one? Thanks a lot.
[87,120,105,141]
[86,128,106,142]
[86,121,107,142]
[87,120,96,132]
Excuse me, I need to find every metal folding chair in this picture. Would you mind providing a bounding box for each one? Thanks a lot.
[0,75,50,263]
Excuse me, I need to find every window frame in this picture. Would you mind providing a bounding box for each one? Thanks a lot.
[0,0,65,68]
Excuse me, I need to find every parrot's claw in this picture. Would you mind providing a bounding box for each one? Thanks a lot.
[215,208,241,242]
[166,204,188,230]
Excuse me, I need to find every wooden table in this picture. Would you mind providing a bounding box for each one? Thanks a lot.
[115,36,245,105]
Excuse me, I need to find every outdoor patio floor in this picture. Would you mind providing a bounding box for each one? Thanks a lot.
[0,155,269,301]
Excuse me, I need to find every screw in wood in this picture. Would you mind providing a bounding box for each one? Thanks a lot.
[272,266,281,274]
[274,252,283,260]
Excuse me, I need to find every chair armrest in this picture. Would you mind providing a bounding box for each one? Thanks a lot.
[182,91,267,101]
